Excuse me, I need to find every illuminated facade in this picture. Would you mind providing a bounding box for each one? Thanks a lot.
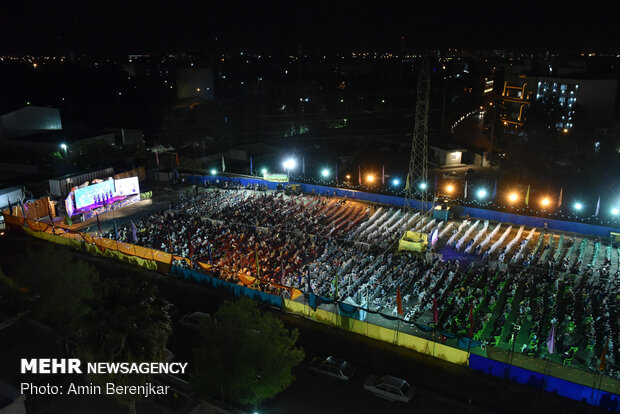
[501,74,618,132]
[535,79,578,130]
[500,75,532,128]
[483,77,494,94]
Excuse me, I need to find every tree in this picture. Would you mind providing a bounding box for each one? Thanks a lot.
[77,278,171,414]
[193,298,304,406]
[0,266,26,312]
[14,245,98,329]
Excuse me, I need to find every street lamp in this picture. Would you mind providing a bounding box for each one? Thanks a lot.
[282,158,296,178]
[419,182,427,190]
[261,168,268,175]
[210,169,217,175]
[366,174,375,183]
[612,208,619,216]
[446,184,454,193]
[508,192,518,203]
[60,143,68,157]
[392,178,400,186]
[574,202,583,211]
[321,169,329,178]
[477,188,488,199]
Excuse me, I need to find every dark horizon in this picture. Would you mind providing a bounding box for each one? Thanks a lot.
[1,1,618,55]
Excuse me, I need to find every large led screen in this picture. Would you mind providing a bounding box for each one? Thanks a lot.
[114,176,140,197]
[74,180,115,209]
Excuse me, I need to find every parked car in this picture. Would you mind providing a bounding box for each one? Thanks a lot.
[178,311,211,329]
[363,375,415,403]
[308,356,355,381]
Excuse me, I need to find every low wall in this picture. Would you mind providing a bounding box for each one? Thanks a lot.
[188,175,620,237]
[171,265,283,309]
[469,354,620,409]
[283,299,469,365]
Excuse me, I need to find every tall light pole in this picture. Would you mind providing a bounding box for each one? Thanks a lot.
[283,158,296,180]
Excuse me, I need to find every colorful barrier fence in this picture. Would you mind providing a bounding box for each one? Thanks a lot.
[171,265,283,309]
[3,211,297,303]
[283,298,469,365]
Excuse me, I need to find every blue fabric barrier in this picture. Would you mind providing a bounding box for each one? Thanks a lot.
[309,293,333,310]
[414,323,434,332]
[457,336,482,348]
[190,175,620,237]
[460,206,620,237]
[170,265,283,308]
[469,354,620,409]
[338,302,360,319]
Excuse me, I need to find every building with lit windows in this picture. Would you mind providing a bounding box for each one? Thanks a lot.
[501,74,618,131]
[500,75,533,128]
[534,77,618,131]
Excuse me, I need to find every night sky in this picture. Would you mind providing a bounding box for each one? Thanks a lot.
[1,1,617,54]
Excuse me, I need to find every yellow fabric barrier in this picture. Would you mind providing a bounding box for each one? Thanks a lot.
[134,245,153,260]
[283,299,468,366]
[94,237,117,251]
[2,214,25,227]
[22,224,156,272]
[82,233,94,245]
[24,227,44,239]
[27,220,50,232]
[152,250,172,264]
[117,241,137,256]
[69,239,84,250]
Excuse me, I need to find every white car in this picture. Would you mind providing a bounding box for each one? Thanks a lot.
[308,356,355,381]
[363,375,416,403]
